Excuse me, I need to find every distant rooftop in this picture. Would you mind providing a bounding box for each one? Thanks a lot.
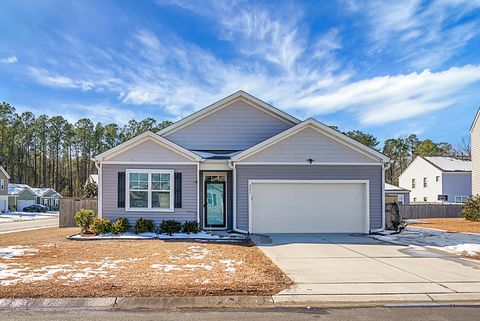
[385,183,410,192]
[423,156,471,172]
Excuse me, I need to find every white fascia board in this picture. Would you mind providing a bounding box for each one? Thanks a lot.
[232,119,389,163]
[0,166,10,180]
[157,91,300,136]
[94,131,202,162]
[470,107,480,132]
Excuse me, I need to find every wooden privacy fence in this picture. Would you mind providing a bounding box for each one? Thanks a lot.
[399,204,464,219]
[59,197,98,227]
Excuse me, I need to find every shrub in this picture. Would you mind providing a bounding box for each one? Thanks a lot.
[134,218,155,234]
[159,220,182,235]
[74,209,95,234]
[112,218,130,235]
[182,221,200,234]
[90,218,112,235]
[462,195,480,222]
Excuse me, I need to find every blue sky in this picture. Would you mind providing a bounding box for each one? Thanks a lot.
[1,0,480,145]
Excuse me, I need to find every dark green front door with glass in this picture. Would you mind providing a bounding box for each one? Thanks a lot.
[204,181,226,228]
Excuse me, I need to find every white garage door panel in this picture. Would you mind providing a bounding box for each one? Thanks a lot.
[18,200,35,211]
[251,182,367,233]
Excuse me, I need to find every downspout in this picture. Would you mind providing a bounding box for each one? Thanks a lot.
[371,162,390,233]
[228,161,249,234]
[93,159,102,218]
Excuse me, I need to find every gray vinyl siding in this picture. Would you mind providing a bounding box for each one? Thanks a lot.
[199,171,233,230]
[236,165,383,232]
[0,170,7,196]
[101,164,197,226]
[107,139,193,162]
[164,100,295,150]
[442,172,472,201]
[242,127,377,163]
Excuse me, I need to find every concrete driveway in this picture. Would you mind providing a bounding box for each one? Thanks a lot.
[252,233,480,303]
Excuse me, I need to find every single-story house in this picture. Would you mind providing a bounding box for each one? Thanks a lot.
[385,183,410,205]
[8,183,62,211]
[94,91,390,234]
[399,156,471,204]
[472,107,480,196]
[0,166,9,213]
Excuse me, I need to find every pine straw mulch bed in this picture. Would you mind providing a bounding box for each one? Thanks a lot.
[0,227,292,298]
[409,218,480,234]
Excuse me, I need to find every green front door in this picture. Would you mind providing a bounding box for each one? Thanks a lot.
[205,181,226,228]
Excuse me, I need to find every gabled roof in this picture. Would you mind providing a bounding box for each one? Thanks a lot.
[8,183,36,196]
[0,166,10,179]
[157,90,300,136]
[385,183,410,192]
[471,107,480,132]
[422,156,471,172]
[94,131,203,162]
[231,118,390,163]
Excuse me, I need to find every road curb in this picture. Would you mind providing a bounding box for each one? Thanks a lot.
[1,294,480,310]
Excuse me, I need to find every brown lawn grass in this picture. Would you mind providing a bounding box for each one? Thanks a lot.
[410,218,480,234]
[0,227,292,298]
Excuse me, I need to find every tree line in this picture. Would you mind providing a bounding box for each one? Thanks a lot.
[0,101,470,197]
[0,102,172,197]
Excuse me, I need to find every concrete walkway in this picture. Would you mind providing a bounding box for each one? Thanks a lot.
[252,233,480,304]
[0,217,58,234]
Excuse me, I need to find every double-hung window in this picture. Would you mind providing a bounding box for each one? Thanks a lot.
[126,169,174,211]
[0,179,4,191]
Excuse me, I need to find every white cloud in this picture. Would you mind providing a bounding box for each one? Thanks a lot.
[27,67,94,90]
[134,30,161,50]
[359,0,480,68]
[296,65,480,125]
[1,55,17,63]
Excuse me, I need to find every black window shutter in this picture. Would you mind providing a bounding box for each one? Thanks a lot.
[174,172,182,208]
[117,172,126,208]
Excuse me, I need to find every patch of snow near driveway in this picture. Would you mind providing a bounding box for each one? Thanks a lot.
[373,227,480,256]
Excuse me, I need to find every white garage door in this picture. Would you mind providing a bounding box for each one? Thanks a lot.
[18,200,35,211]
[250,180,369,233]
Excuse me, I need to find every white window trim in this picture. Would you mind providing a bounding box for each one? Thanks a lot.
[125,169,174,212]
[0,179,4,191]
[397,194,405,205]
[454,195,468,203]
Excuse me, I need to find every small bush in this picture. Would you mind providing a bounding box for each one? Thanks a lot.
[462,195,480,222]
[112,218,130,235]
[74,209,95,234]
[90,218,112,235]
[134,218,155,234]
[159,220,182,235]
[182,221,200,234]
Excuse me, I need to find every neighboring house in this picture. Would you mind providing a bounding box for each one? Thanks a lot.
[8,183,38,211]
[8,183,62,211]
[399,156,471,204]
[472,108,480,196]
[31,188,62,210]
[0,166,9,213]
[385,183,410,205]
[94,91,390,234]
[84,174,99,188]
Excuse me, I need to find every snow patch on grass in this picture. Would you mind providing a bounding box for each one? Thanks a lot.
[373,227,480,257]
[219,259,243,273]
[0,246,38,259]
[0,257,140,286]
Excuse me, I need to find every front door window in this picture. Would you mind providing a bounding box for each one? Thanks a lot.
[205,181,226,228]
